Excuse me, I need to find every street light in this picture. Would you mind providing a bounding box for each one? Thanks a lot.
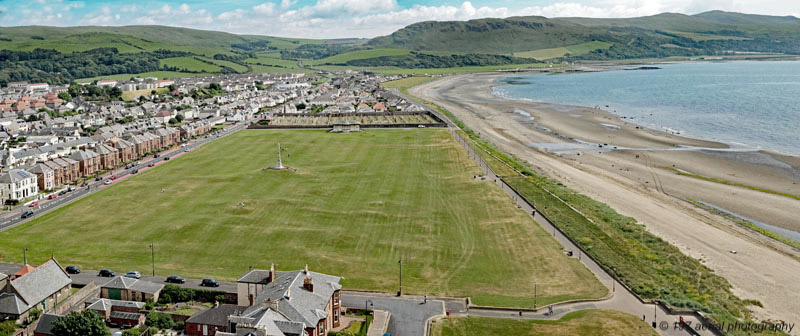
[365,299,373,314]
[23,248,28,265]
[534,282,537,309]
[149,243,155,276]
[397,257,402,296]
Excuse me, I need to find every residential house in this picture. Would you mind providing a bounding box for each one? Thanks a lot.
[100,276,163,303]
[31,162,55,190]
[69,150,101,177]
[222,265,342,336]
[0,169,39,201]
[33,313,61,336]
[0,259,72,324]
[111,139,136,162]
[94,144,120,170]
[185,304,242,336]
[84,298,145,319]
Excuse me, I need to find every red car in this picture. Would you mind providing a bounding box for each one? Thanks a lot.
[110,175,118,180]
[148,163,155,167]
[48,195,57,200]
[28,201,38,207]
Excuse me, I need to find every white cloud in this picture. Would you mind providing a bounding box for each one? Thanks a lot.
[281,0,298,10]
[299,0,398,18]
[253,2,276,15]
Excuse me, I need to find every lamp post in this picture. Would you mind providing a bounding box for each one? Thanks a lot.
[534,282,537,309]
[149,243,155,276]
[365,299,373,315]
[23,248,28,265]
[397,257,402,296]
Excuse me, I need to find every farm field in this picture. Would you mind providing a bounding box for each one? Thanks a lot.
[0,129,606,307]
[430,310,658,336]
[308,48,411,65]
[513,41,613,60]
[160,57,223,72]
[76,71,216,83]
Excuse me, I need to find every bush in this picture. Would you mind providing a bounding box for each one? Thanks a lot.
[145,311,174,330]
[157,284,228,304]
[0,321,20,336]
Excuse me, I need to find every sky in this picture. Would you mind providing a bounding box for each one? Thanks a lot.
[0,0,798,39]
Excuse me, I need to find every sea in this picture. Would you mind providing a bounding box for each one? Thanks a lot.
[492,61,800,157]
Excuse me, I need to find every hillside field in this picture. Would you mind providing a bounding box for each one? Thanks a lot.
[0,129,606,307]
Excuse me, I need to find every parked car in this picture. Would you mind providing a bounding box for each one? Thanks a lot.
[164,157,170,161]
[28,201,38,207]
[80,182,89,187]
[148,163,155,167]
[132,169,139,174]
[65,266,81,274]
[201,278,220,287]
[133,161,139,166]
[98,269,115,277]
[104,180,112,185]
[166,275,185,284]
[20,210,34,219]
[184,149,190,152]
[124,271,141,279]
[48,195,57,200]
[59,190,68,196]
[154,154,160,158]
[68,186,76,191]
[125,164,132,169]
[110,175,118,180]
[95,176,103,181]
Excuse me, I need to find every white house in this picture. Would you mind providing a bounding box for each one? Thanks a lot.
[0,169,39,202]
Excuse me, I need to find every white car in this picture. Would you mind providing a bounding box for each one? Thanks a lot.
[104,180,112,185]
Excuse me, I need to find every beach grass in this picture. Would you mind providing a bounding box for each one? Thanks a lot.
[671,168,800,201]
[0,129,606,308]
[430,310,658,336]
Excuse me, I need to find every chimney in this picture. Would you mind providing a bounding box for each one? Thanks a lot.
[268,263,275,283]
[303,276,314,292]
[263,299,279,312]
[304,264,309,275]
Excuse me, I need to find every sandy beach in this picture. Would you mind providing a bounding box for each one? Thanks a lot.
[410,72,800,330]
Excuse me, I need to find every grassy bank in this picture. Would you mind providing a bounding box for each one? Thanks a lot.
[431,310,658,336]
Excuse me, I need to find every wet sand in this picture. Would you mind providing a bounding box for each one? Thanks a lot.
[411,72,800,330]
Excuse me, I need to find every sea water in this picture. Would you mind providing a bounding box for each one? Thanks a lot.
[493,61,800,156]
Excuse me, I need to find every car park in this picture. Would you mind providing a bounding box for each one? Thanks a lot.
[124,271,141,279]
[65,266,81,274]
[28,202,38,207]
[98,269,115,277]
[201,278,220,287]
[20,210,33,219]
[166,275,185,284]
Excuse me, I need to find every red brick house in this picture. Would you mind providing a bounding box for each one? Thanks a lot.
[69,150,101,177]
[94,144,119,170]
[111,139,136,163]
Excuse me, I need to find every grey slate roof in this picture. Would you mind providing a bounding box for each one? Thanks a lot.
[0,292,27,314]
[34,313,61,335]
[101,276,164,295]
[186,304,243,327]
[85,298,145,311]
[0,259,71,315]
[241,269,340,329]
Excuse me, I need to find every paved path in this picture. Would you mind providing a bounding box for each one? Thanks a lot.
[0,121,248,233]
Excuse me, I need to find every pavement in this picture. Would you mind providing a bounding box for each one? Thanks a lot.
[341,292,444,336]
[0,120,249,233]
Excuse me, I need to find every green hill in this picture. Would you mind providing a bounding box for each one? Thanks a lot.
[367,11,800,59]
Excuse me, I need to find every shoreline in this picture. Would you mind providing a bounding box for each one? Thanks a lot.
[489,63,800,159]
[409,72,800,328]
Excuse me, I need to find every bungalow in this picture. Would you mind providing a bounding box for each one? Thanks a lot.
[100,276,163,303]
[0,259,72,324]
[372,102,387,113]
[84,298,145,319]
[185,304,242,336]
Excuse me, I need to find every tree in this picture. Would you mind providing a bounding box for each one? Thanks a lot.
[51,311,110,336]
[121,328,140,336]
[145,311,174,330]
[208,82,221,91]
[0,321,20,336]
[168,118,177,125]
[295,103,306,110]
[58,92,72,102]
[175,114,185,122]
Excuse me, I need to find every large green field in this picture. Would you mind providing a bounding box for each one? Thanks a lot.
[0,129,606,307]
[431,310,658,336]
